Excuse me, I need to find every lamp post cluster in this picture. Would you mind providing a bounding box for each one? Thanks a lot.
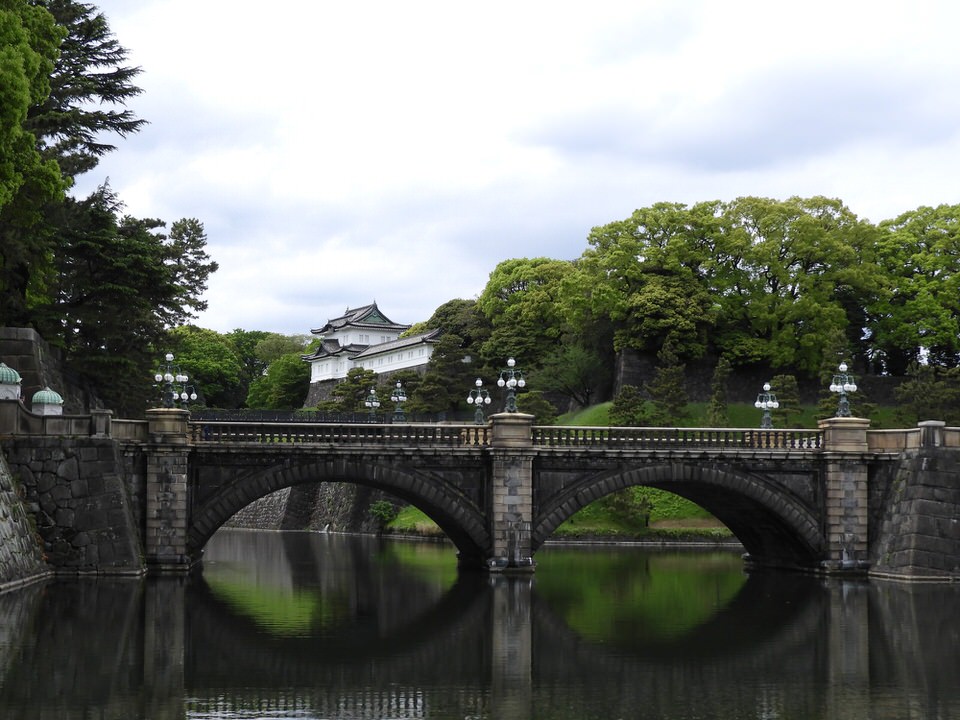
[153,353,197,408]
[390,380,407,422]
[829,362,858,417]
[365,381,407,422]
[497,357,525,413]
[754,382,779,429]
[365,387,380,418]
[466,378,492,424]
[466,357,526,421]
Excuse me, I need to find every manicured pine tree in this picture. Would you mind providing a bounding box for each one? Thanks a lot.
[706,354,732,427]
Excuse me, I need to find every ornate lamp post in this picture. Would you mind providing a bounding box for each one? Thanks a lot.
[466,378,492,424]
[754,382,779,429]
[153,353,197,408]
[829,362,858,417]
[364,386,381,419]
[390,380,407,422]
[497,357,526,413]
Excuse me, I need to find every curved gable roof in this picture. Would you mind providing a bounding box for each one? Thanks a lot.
[310,301,410,335]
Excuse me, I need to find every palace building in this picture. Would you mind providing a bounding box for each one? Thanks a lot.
[302,302,438,403]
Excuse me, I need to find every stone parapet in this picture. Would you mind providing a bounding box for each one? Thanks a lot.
[819,416,870,453]
[490,413,534,448]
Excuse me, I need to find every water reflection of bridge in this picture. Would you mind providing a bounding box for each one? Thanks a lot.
[3,534,958,719]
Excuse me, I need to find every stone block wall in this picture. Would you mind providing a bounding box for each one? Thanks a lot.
[871,447,960,579]
[1,437,144,575]
[225,482,384,534]
[0,452,49,589]
[0,327,96,413]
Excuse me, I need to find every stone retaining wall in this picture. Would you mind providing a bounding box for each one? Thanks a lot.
[0,452,49,590]
[226,482,384,535]
[0,438,144,575]
[871,447,960,579]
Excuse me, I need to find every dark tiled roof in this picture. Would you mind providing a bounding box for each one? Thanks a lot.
[352,329,440,359]
[302,340,368,361]
[310,301,409,335]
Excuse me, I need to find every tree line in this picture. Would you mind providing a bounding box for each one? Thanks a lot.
[0,1,216,415]
[3,3,958,424]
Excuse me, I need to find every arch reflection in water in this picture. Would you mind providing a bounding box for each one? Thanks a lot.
[0,532,959,719]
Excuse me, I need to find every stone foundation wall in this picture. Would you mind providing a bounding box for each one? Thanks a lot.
[871,447,960,579]
[226,482,384,535]
[0,327,97,413]
[0,437,144,575]
[0,452,49,589]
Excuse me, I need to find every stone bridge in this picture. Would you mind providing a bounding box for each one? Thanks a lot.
[2,399,959,578]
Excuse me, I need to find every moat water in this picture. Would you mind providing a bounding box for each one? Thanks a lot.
[1,529,959,719]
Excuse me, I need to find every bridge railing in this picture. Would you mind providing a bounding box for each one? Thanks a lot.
[531,426,823,450]
[188,421,491,447]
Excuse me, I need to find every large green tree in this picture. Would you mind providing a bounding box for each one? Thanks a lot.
[245,353,311,410]
[871,204,960,372]
[572,202,725,359]
[723,196,883,375]
[0,0,65,324]
[167,326,243,408]
[476,257,573,366]
[26,0,145,180]
[32,186,217,414]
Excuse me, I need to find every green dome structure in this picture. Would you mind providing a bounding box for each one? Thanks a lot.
[32,387,63,405]
[0,362,22,401]
[31,386,64,416]
[0,362,21,384]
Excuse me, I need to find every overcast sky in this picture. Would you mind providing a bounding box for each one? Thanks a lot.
[73,0,960,336]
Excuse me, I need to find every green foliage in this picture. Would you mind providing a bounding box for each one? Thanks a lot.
[225,329,272,398]
[477,258,573,364]
[633,487,713,523]
[770,373,801,428]
[516,390,558,425]
[409,333,476,415]
[596,488,652,527]
[532,342,609,408]
[0,1,62,209]
[25,0,146,180]
[254,333,310,365]
[368,499,399,532]
[559,402,611,426]
[246,353,310,410]
[577,201,725,357]
[24,188,217,414]
[894,362,960,425]
[874,204,960,371]
[167,326,242,408]
[609,385,652,426]
[645,332,688,424]
[326,367,378,412]
[705,355,731,427]
[0,1,66,324]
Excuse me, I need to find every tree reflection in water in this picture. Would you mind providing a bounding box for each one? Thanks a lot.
[0,531,957,720]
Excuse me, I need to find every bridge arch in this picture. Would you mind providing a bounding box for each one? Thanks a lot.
[532,462,824,569]
[188,456,492,565]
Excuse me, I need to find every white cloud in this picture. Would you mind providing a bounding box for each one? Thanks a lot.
[73,0,960,334]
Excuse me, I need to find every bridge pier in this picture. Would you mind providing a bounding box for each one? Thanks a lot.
[819,417,871,573]
[488,413,536,572]
[145,409,194,572]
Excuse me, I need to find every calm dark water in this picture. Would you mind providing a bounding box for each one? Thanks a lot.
[1,530,959,719]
